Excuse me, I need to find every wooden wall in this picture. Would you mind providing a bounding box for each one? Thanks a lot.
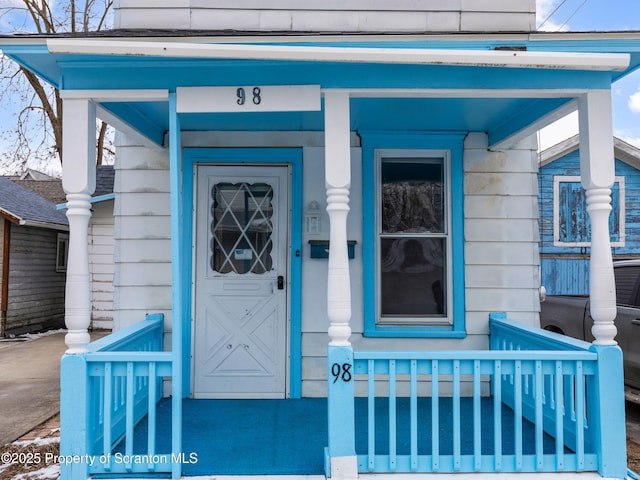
[539,150,640,295]
[113,0,536,32]
[0,220,5,335]
[5,226,66,334]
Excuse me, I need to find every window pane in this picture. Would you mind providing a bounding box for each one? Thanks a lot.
[557,180,621,243]
[380,237,446,317]
[382,159,444,234]
[614,265,640,306]
[210,182,273,274]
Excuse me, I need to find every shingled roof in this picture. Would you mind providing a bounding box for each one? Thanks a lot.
[94,165,115,198]
[0,177,68,229]
[11,179,67,204]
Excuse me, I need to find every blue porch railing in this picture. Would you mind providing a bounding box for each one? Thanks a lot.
[333,313,626,478]
[60,314,173,480]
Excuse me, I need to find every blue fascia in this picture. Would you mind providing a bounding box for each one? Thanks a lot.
[0,39,635,147]
[3,36,640,89]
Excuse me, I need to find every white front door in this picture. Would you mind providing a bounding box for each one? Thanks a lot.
[193,165,289,399]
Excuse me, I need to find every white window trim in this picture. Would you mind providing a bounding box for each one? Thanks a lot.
[375,148,453,326]
[553,175,625,248]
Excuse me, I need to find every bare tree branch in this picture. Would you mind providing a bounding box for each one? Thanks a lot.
[0,0,114,173]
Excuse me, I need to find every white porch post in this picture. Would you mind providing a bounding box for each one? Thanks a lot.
[578,91,617,345]
[325,91,352,347]
[579,90,627,479]
[325,91,358,479]
[62,98,96,353]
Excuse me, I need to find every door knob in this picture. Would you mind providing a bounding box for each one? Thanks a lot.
[277,276,284,290]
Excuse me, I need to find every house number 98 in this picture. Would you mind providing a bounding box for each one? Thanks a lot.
[331,363,352,383]
[236,87,262,106]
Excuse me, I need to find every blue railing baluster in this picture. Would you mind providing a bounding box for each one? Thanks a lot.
[147,361,157,471]
[103,362,112,472]
[535,360,544,470]
[368,359,375,471]
[576,361,585,471]
[410,359,418,471]
[125,362,134,471]
[389,359,397,471]
[432,359,439,472]
[494,360,502,472]
[569,374,577,422]
[453,359,461,471]
[515,360,522,471]
[555,361,565,470]
[473,360,481,471]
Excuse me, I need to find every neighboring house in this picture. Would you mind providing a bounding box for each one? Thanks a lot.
[14,167,116,330]
[3,2,640,480]
[539,135,640,295]
[16,168,57,181]
[0,177,68,336]
[85,165,115,330]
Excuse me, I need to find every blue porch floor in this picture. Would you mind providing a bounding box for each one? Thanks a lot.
[119,397,569,477]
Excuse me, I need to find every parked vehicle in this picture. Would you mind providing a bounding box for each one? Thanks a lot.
[540,260,640,390]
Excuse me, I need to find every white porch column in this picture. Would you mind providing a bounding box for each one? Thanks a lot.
[325,91,358,480]
[578,91,617,345]
[325,91,352,346]
[62,98,96,353]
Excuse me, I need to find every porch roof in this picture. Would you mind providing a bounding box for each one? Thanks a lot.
[1,31,640,148]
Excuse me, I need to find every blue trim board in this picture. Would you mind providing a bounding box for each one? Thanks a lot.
[182,147,304,398]
[3,39,635,159]
[360,132,466,338]
[168,92,183,480]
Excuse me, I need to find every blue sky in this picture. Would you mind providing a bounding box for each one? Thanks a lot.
[537,0,640,148]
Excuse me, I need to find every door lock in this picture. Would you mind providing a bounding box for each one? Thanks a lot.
[277,276,285,290]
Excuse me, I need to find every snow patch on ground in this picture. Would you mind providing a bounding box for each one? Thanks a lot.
[22,329,67,341]
[12,463,59,480]
[12,437,60,448]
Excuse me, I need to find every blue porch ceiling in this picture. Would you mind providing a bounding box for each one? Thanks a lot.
[102,96,571,136]
[2,34,640,145]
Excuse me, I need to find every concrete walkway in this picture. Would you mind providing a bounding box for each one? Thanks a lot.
[0,333,67,446]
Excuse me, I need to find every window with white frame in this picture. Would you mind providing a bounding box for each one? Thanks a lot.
[376,151,452,325]
[553,176,625,247]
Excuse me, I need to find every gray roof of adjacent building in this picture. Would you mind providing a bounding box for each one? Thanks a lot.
[0,176,68,229]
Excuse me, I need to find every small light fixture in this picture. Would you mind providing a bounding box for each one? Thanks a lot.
[305,200,321,234]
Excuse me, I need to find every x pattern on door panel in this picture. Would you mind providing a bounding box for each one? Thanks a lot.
[202,295,279,382]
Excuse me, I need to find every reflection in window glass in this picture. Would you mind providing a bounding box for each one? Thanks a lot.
[380,238,446,316]
[378,157,448,323]
[382,159,444,234]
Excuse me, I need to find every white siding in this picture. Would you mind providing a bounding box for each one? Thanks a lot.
[112,134,172,334]
[463,132,541,331]
[113,0,536,32]
[89,200,115,330]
